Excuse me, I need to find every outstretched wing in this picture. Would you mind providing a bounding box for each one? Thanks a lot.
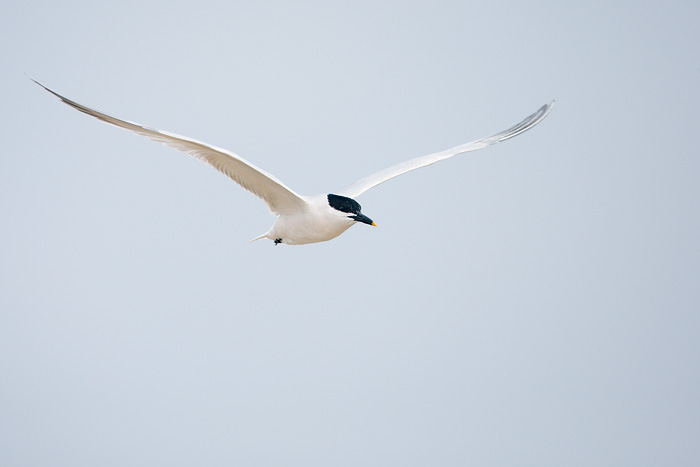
[34,80,307,215]
[341,101,555,199]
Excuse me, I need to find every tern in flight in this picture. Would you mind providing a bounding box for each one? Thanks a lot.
[35,80,554,245]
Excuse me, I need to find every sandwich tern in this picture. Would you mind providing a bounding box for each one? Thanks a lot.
[34,80,554,245]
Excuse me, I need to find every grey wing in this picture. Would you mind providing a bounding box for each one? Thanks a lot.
[341,101,555,199]
[35,80,307,215]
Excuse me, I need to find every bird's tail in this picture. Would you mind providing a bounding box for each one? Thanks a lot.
[249,232,269,243]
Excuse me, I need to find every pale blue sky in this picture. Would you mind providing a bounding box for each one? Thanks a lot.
[1,1,699,466]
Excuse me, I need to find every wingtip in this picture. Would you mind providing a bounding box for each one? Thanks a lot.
[26,74,44,88]
[28,76,62,100]
[537,100,556,120]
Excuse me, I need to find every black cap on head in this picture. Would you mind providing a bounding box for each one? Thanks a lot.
[327,194,362,214]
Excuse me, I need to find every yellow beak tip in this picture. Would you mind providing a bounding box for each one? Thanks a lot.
[371,222,378,227]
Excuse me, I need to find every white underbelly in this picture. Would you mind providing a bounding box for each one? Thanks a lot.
[269,212,353,245]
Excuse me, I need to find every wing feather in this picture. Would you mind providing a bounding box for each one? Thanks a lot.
[34,80,307,215]
[341,101,555,198]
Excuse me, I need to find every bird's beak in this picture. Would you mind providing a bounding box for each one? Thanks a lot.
[350,214,377,226]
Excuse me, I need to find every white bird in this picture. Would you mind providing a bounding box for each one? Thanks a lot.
[34,80,554,245]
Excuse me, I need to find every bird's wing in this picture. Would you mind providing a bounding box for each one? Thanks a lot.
[34,80,307,215]
[340,101,555,199]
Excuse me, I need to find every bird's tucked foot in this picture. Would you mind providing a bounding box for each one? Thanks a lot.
[274,238,282,245]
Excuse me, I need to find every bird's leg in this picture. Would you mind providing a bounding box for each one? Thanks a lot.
[274,238,282,245]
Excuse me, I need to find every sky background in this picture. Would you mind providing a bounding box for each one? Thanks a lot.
[1,0,699,465]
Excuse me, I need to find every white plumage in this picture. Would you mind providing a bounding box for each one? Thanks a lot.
[34,80,554,245]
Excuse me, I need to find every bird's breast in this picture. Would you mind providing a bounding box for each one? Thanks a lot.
[270,209,353,245]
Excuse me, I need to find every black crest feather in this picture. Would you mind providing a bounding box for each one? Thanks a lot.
[327,194,362,214]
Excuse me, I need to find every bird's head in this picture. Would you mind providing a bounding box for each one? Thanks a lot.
[327,194,377,227]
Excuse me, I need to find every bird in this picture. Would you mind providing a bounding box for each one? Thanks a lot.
[34,79,554,245]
